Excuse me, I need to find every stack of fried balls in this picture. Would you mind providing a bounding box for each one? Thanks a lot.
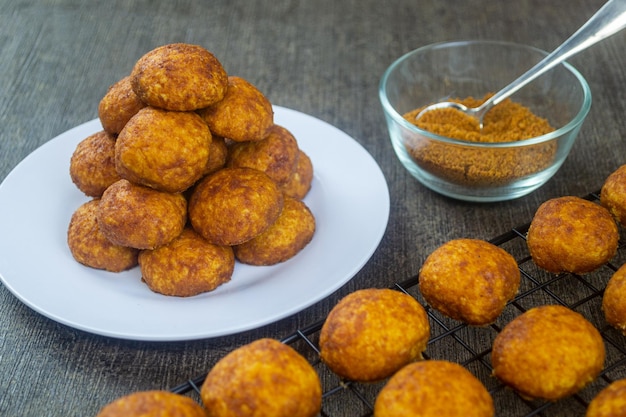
[67,43,316,297]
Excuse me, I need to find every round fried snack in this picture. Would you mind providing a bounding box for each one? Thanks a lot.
[97,179,187,250]
[527,196,619,274]
[602,263,626,335]
[226,124,299,185]
[492,305,605,401]
[205,135,228,175]
[235,197,315,265]
[319,288,430,382]
[189,167,284,246]
[95,390,207,417]
[67,199,138,272]
[130,43,228,111]
[116,107,211,193]
[199,75,274,142]
[374,360,494,417]
[138,227,234,297]
[70,130,121,197]
[419,238,520,326]
[586,379,626,417]
[601,164,626,227]
[98,76,146,134]
[201,338,322,417]
[281,150,313,200]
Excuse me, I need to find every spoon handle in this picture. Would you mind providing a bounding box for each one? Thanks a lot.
[476,0,626,118]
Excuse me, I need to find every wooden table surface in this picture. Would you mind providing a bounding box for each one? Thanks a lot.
[1,1,626,416]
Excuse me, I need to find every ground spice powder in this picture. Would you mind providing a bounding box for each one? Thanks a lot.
[403,94,558,187]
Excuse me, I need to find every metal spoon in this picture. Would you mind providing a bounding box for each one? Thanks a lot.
[416,0,626,129]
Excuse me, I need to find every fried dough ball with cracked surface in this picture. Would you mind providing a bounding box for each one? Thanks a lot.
[235,197,315,265]
[527,196,619,274]
[586,379,626,417]
[189,167,284,246]
[602,263,626,335]
[418,238,520,326]
[138,227,234,297]
[281,150,313,200]
[95,390,207,417]
[130,43,228,111]
[201,338,322,417]
[198,75,274,142]
[204,135,228,175]
[115,107,211,193]
[492,305,605,401]
[98,76,146,135]
[97,179,187,250]
[319,288,430,382]
[226,124,299,185]
[70,130,121,197]
[601,164,626,227]
[374,360,494,417]
[67,199,138,272]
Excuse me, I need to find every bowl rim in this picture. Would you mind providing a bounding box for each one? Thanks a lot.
[379,39,592,148]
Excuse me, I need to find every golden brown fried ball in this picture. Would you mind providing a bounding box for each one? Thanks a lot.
[69,130,121,197]
[204,135,228,175]
[130,43,228,111]
[281,150,313,200]
[138,227,234,297]
[374,360,494,417]
[527,196,619,274]
[235,197,315,265]
[602,263,626,335]
[189,167,284,246]
[98,76,146,135]
[601,164,626,227]
[97,179,187,250]
[116,107,211,193]
[492,305,605,401]
[319,288,430,382]
[201,338,322,417]
[419,238,520,326]
[95,390,207,417]
[586,379,626,417]
[67,199,138,272]
[226,124,299,185]
[198,75,274,142]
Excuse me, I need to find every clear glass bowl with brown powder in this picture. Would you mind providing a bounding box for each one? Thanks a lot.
[379,41,591,202]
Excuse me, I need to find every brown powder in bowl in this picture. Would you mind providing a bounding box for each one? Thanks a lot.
[403,94,557,187]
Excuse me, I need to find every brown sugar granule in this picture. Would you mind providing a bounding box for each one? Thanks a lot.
[403,94,557,186]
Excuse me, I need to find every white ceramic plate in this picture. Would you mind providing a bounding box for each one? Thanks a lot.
[0,106,389,341]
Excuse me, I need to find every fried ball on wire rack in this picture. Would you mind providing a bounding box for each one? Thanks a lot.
[374,360,494,417]
[281,150,313,200]
[189,167,283,246]
[586,379,626,417]
[95,390,207,417]
[138,227,235,297]
[418,238,520,326]
[69,130,121,198]
[527,196,618,274]
[235,197,315,266]
[115,107,211,193]
[319,288,430,382]
[97,179,187,250]
[226,124,299,186]
[198,75,274,142]
[603,263,626,336]
[130,43,228,111]
[201,338,322,417]
[67,199,138,272]
[98,75,146,135]
[492,304,605,401]
[601,164,626,227]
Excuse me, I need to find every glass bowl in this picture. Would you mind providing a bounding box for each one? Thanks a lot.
[379,40,592,202]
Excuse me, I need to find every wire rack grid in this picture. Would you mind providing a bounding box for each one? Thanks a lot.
[171,192,626,417]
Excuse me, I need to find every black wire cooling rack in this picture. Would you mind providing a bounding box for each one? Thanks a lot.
[170,191,626,417]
